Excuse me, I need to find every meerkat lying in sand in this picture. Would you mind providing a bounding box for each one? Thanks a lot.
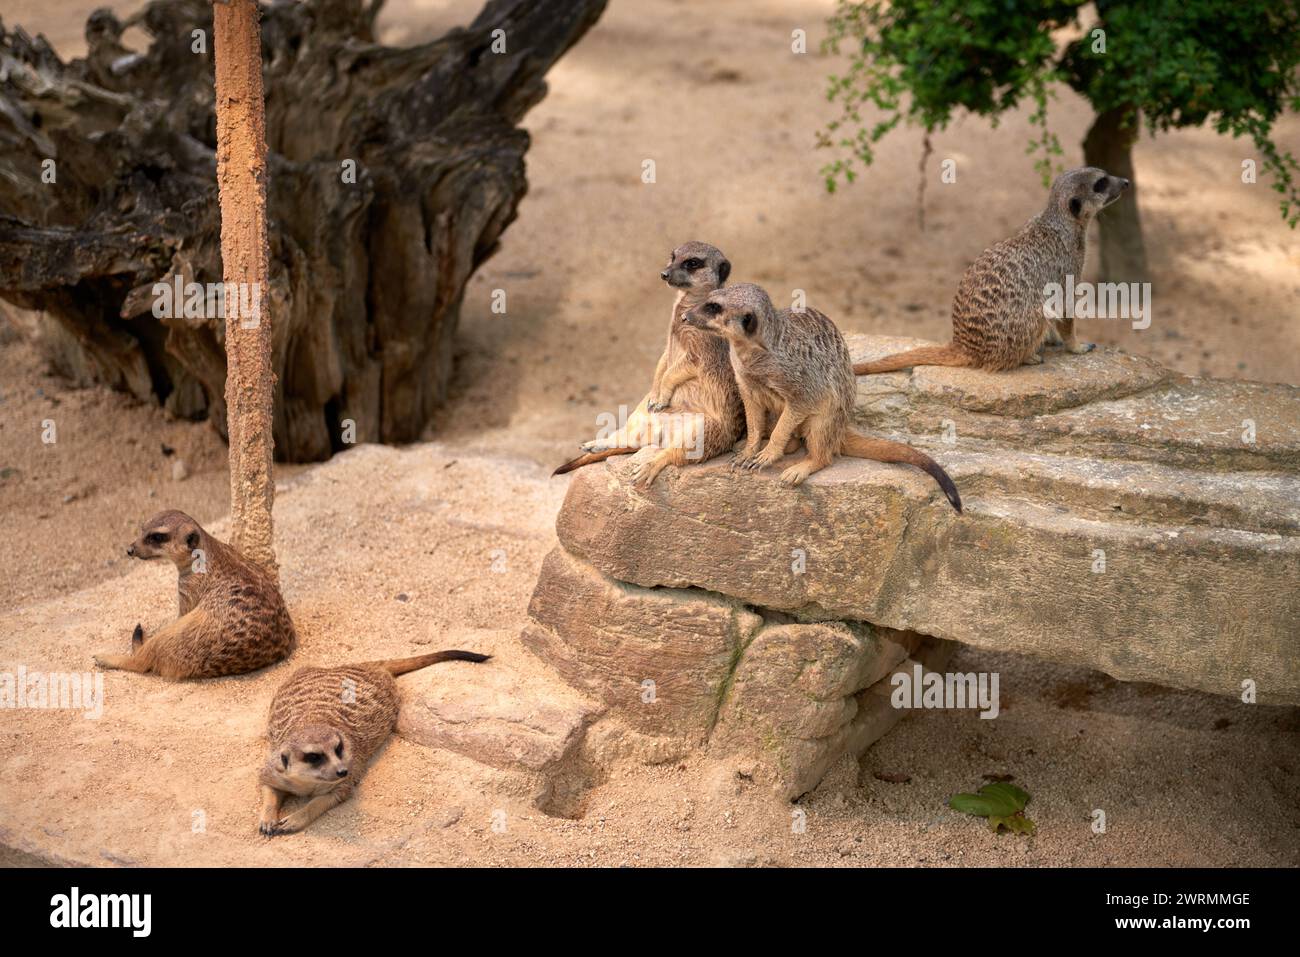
[93,510,296,679]
[258,650,490,836]
[683,283,961,510]
[853,167,1130,375]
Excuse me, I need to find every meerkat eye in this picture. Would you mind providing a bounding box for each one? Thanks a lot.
[1093,176,1109,193]
[146,532,168,545]
[684,259,702,271]
[302,752,324,766]
[334,740,344,758]
[702,302,723,315]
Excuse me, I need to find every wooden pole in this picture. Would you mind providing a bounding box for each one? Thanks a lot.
[213,0,277,574]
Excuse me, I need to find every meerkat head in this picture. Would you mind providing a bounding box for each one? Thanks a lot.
[270,724,353,791]
[660,241,731,294]
[127,510,205,566]
[1051,166,1129,224]
[680,282,776,345]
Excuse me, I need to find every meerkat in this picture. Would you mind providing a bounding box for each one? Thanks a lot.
[258,649,489,836]
[554,241,746,485]
[92,510,296,680]
[853,167,1130,375]
[683,283,962,510]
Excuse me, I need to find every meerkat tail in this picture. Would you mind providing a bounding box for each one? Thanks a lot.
[553,447,640,476]
[839,432,962,513]
[369,650,492,676]
[852,344,970,375]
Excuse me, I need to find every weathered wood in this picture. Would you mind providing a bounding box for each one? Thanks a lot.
[0,0,606,461]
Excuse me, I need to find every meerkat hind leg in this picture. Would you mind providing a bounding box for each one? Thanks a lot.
[1054,316,1095,355]
[92,651,152,674]
[631,446,686,487]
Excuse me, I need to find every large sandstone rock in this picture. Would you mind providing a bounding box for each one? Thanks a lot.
[526,339,1299,797]
[523,546,958,797]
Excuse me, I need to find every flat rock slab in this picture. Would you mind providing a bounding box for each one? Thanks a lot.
[548,340,1300,705]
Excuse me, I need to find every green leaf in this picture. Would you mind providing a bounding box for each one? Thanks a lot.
[949,781,1035,835]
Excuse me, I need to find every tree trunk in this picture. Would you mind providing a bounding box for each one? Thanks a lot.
[213,0,276,573]
[1082,105,1149,282]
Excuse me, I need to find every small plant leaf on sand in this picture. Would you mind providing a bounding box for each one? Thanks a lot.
[949,781,1036,835]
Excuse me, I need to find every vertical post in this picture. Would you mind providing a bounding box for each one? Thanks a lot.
[213,0,276,574]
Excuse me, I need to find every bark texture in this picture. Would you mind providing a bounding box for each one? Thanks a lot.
[213,0,275,569]
[0,0,607,461]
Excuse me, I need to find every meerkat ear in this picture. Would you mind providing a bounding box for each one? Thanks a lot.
[1069,197,1082,217]
[717,260,731,283]
[186,531,200,549]
[741,313,756,335]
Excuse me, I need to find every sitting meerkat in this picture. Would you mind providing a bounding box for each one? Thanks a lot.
[93,510,296,679]
[683,283,962,510]
[258,650,489,836]
[554,241,745,485]
[854,167,1130,374]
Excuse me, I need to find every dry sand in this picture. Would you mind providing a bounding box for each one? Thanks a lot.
[1,0,1297,867]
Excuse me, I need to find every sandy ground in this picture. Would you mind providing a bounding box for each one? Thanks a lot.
[1,0,1298,867]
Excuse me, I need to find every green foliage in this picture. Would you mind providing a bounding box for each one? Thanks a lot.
[820,0,1300,224]
[949,781,1036,835]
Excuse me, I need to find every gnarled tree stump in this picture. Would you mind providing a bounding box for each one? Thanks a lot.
[0,0,606,461]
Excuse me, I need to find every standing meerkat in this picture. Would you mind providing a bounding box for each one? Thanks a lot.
[258,650,489,836]
[684,283,962,510]
[93,510,296,679]
[853,167,1130,375]
[554,241,745,484]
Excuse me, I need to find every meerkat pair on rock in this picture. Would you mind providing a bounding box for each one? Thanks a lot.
[93,511,296,680]
[555,241,745,485]
[259,650,489,835]
[854,167,1129,375]
[684,283,962,510]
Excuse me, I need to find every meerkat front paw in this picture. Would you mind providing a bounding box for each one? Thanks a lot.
[731,447,762,470]
[745,445,785,470]
[647,390,675,412]
[1023,352,1045,365]
[1068,341,1096,354]
[780,462,815,486]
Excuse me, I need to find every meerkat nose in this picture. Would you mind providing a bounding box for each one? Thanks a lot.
[336,769,348,777]
[1120,178,1131,190]
[126,545,135,556]
[660,270,670,280]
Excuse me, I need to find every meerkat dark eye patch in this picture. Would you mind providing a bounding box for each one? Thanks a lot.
[335,740,344,758]
[741,313,756,334]
[303,752,324,766]
[702,302,723,316]
[717,260,731,283]
[185,531,200,549]
[146,532,168,545]
[684,258,702,271]
[1069,197,1082,217]
[1093,176,1109,192]
[280,751,290,770]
